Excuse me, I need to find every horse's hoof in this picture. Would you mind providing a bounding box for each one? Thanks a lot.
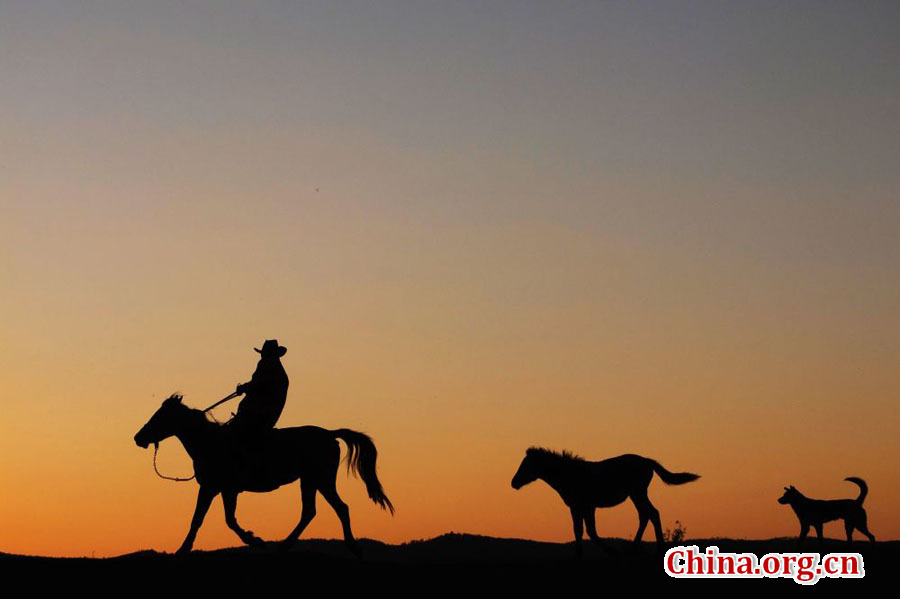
[174,546,192,557]
[277,539,296,553]
[348,543,363,560]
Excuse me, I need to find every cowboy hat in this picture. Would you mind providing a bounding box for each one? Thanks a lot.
[254,339,287,357]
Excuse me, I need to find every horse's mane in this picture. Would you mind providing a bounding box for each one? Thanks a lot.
[526,446,585,464]
[165,393,221,427]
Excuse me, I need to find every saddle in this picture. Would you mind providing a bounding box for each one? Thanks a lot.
[222,422,278,480]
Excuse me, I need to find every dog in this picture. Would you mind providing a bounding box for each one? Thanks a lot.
[778,477,876,547]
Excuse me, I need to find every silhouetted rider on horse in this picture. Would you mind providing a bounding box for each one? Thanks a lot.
[227,339,289,453]
[134,337,393,556]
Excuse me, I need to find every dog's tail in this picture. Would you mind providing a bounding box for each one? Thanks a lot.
[650,459,700,486]
[845,477,868,504]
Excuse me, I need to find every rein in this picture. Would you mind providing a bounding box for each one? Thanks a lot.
[149,390,240,482]
[153,442,195,482]
[202,390,240,413]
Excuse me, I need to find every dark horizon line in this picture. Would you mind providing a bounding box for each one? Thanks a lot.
[3,532,897,560]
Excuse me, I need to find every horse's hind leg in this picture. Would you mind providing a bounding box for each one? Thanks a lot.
[279,479,317,551]
[222,491,264,547]
[631,492,663,551]
[633,510,650,545]
[320,481,361,558]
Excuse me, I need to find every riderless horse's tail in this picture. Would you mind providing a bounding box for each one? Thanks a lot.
[649,459,701,486]
[332,429,395,515]
[845,477,868,504]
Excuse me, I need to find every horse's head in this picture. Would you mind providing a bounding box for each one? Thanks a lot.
[511,449,541,489]
[134,394,188,449]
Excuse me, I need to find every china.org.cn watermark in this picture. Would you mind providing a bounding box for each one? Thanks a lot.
[665,545,864,585]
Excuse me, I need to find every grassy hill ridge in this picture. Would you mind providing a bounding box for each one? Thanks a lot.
[1,534,892,591]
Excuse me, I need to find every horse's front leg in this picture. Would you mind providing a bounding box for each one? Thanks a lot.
[570,507,584,559]
[176,486,218,555]
[222,490,264,547]
[585,509,617,554]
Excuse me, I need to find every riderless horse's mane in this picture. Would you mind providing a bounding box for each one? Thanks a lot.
[526,446,585,464]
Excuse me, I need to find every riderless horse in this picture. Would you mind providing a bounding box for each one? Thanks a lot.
[512,447,698,556]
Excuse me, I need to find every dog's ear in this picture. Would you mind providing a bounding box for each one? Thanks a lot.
[784,486,789,491]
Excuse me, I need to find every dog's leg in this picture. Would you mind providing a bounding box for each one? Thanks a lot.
[844,520,854,546]
[814,523,824,548]
[857,512,876,543]
[798,523,810,550]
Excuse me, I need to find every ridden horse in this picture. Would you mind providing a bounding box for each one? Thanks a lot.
[134,394,393,556]
[511,448,699,556]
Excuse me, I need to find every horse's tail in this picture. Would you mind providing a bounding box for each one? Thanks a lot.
[332,429,395,515]
[845,477,868,505]
[650,459,701,486]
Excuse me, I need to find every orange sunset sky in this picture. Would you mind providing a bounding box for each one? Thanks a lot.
[2,2,899,557]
